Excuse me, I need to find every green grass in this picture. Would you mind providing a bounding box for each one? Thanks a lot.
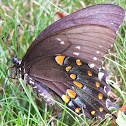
[0,0,126,125]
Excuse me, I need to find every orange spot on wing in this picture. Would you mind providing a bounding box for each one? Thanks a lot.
[96,82,100,87]
[70,74,76,80]
[62,95,70,103]
[75,108,81,113]
[55,56,65,65]
[76,59,82,66]
[99,107,103,112]
[67,89,76,98]
[66,66,72,72]
[73,81,83,88]
[87,71,92,76]
[91,110,95,115]
[98,93,103,99]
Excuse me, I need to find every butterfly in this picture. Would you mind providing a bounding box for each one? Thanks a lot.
[10,4,125,119]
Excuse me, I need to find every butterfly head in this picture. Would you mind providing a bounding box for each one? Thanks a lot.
[12,56,22,68]
[5,56,22,80]
[7,56,22,69]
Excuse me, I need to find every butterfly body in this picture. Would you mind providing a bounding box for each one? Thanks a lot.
[12,4,125,119]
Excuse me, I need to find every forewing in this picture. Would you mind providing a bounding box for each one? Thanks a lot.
[22,4,125,65]
[23,25,117,72]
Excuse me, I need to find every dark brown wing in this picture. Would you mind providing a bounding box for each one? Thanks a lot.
[21,4,125,119]
[26,56,111,119]
[23,25,116,72]
[22,4,125,68]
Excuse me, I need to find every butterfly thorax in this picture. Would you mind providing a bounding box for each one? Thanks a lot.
[10,56,26,79]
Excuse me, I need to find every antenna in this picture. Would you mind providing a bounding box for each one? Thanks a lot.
[16,24,20,56]
[2,24,21,56]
